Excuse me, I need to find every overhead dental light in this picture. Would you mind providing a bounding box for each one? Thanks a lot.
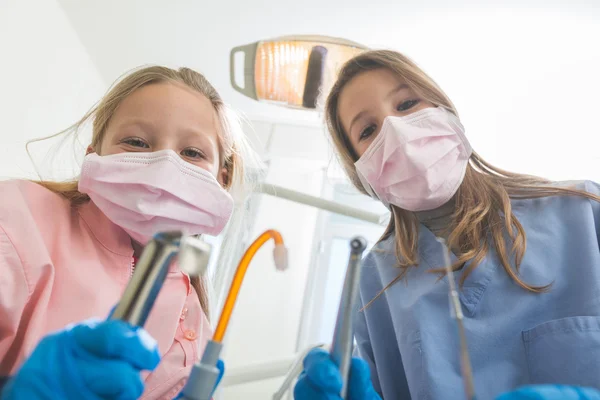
[230,35,367,110]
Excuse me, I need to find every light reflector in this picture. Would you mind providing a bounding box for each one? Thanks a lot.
[230,35,367,109]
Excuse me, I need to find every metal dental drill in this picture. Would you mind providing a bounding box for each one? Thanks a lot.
[109,229,287,399]
[271,235,367,399]
[110,231,212,326]
[330,236,368,398]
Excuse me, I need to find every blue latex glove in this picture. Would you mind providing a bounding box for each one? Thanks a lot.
[496,385,600,400]
[1,318,160,400]
[293,348,381,400]
[173,359,225,400]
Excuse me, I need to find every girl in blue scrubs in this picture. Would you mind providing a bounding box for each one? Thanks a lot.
[294,50,600,400]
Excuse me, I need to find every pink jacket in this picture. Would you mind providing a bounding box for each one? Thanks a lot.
[0,180,212,399]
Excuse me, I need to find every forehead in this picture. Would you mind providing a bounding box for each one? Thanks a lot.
[338,69,406,125]
[113,82,216,126]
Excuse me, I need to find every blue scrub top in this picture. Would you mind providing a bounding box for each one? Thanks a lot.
[355,180,600,399]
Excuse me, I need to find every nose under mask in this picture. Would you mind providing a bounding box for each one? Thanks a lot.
[78,149,234,244]
[354,106,472,212]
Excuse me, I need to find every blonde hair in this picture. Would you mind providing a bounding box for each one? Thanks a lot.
[29,65,250,317]
[326,50,600,301]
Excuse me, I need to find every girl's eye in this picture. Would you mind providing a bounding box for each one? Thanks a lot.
[397,99,420,112]
[359,124,377,141]
[181,148,206,160]
[122,138,150,148]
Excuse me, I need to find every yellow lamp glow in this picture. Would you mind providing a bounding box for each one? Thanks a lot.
[230,35,367,109]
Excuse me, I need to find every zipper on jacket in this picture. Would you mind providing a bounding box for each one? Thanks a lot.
[130,255,138,279]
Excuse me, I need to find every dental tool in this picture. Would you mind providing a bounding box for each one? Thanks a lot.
[267,236,367,399]
[180,229,288,400]
[436,237,477,400]
[110,232,212,326]
[330,236,368,398]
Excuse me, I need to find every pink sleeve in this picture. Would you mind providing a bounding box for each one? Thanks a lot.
[0,224,31,373]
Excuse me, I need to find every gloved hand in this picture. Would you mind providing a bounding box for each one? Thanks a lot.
[1,318,160,400]
[496,385,600,400]
[173,359,225,400]
[293,347,381,400]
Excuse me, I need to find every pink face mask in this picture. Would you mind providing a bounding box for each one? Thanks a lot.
[355,107,472,212]
[78,149,234,244]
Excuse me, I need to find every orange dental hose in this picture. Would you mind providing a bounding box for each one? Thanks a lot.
[212,229,285,343]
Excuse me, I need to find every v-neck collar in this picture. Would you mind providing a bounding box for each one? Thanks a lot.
[77,200,133,258]
[417,224,497,316]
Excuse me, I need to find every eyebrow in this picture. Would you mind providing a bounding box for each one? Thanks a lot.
[118,119,212,146]
[347,84,410,136]
[386,83,409,99]
[117,119,156,132]
[117,119,217,156]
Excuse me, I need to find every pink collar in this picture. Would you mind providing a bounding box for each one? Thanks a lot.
[77,200,184,275]
[77,200,134,258]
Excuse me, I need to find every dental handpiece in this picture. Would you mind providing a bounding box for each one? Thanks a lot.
[330,236,368,399]
[110,231,212,327]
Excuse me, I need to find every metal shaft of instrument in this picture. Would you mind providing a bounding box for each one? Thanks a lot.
[330,236,368,399]
[437,238,477,400]
[110,232,182,327]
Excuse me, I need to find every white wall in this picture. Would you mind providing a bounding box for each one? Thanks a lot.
[376,8,600,183]
[0,0,106,181]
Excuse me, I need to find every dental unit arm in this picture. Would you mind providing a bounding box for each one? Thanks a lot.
[180,229,288,400]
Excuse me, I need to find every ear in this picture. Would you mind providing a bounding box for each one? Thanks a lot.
[219,167,230,188]
[86,145,95,156]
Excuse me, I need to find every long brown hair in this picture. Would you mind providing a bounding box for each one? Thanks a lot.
[326,50,600,299]
[29,66,247,318]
